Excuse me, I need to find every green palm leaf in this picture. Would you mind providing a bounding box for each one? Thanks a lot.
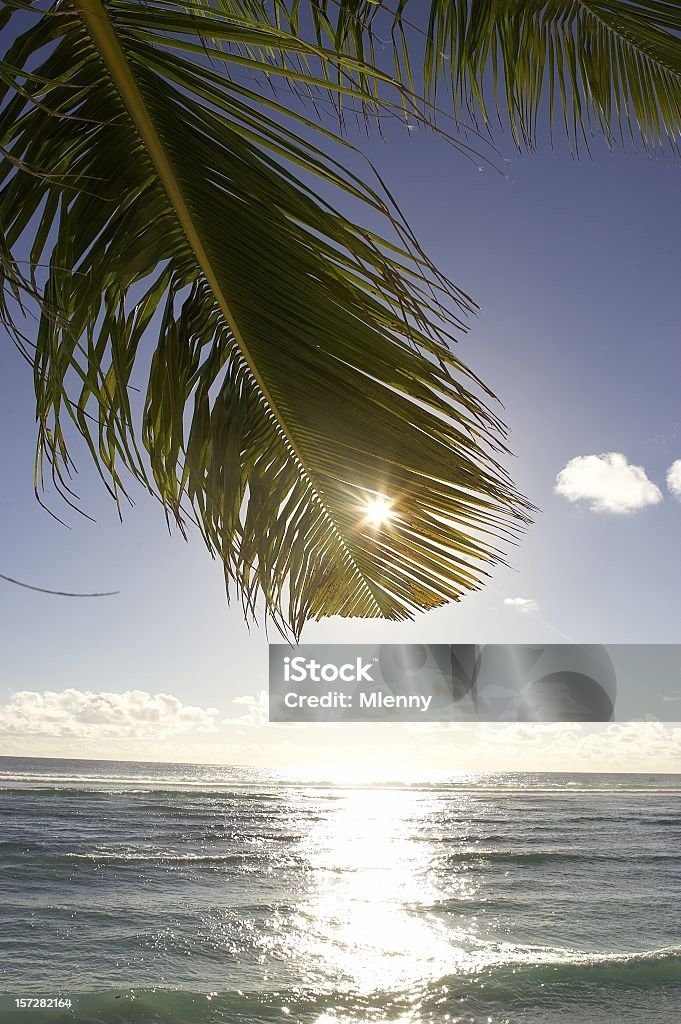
[294,0,681,152]
[0,0,530,635]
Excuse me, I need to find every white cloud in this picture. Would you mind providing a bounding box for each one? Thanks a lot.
[223,691,270,727]
[2,709,681,773]
[555,452,663,514]
[666,459,681,499]
[0,689,220,739]
[504,597,538,613]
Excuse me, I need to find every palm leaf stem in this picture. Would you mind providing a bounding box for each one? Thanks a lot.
[72,0,388,617]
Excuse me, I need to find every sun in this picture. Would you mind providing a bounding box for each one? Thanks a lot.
[363,494,393,526]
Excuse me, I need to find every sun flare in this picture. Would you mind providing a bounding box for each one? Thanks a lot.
[363,494,393,526]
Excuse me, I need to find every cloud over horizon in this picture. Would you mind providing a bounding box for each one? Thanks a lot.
[667,459,681,500]
[0,689,220,739]
[223,691,269,728]
[1,688,680,773]
[555,453,663,514]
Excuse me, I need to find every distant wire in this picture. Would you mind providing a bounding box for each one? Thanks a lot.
[0,572,119,597]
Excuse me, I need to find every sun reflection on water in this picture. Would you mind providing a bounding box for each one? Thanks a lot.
[293,787,481,1013]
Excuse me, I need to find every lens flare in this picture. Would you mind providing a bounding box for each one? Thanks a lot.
[363,495,393,526]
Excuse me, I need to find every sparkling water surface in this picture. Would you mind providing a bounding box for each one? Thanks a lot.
[1,757,679,1023]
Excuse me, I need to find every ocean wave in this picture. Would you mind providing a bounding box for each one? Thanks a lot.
[439,848,680,865]
[7,951,681,1024]
[65,851,263,864]
[0,989,399,1024]
[433,943,681,995]
[0,783,285,798]
[15,850,276,868]
[2,771,681,797]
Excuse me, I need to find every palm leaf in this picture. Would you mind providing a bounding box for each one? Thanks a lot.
[293,1,681,152]
[0,0,530,636]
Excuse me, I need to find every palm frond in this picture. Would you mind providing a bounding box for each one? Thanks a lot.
[0,0,530,636]
[295,0,681,152]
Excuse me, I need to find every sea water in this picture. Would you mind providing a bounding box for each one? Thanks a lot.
[0,757,679,1023]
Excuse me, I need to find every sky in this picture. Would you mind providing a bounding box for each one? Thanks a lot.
[2,42,681,770]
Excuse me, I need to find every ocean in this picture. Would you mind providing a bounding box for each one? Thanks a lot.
[0,757,679,1023]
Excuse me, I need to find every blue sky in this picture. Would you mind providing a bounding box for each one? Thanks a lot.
[2,101,681,769]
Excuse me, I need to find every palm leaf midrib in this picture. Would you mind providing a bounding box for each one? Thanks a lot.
[72,0,389,616]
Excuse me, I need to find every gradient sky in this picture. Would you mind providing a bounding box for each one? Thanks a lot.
[2,75,681,769]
